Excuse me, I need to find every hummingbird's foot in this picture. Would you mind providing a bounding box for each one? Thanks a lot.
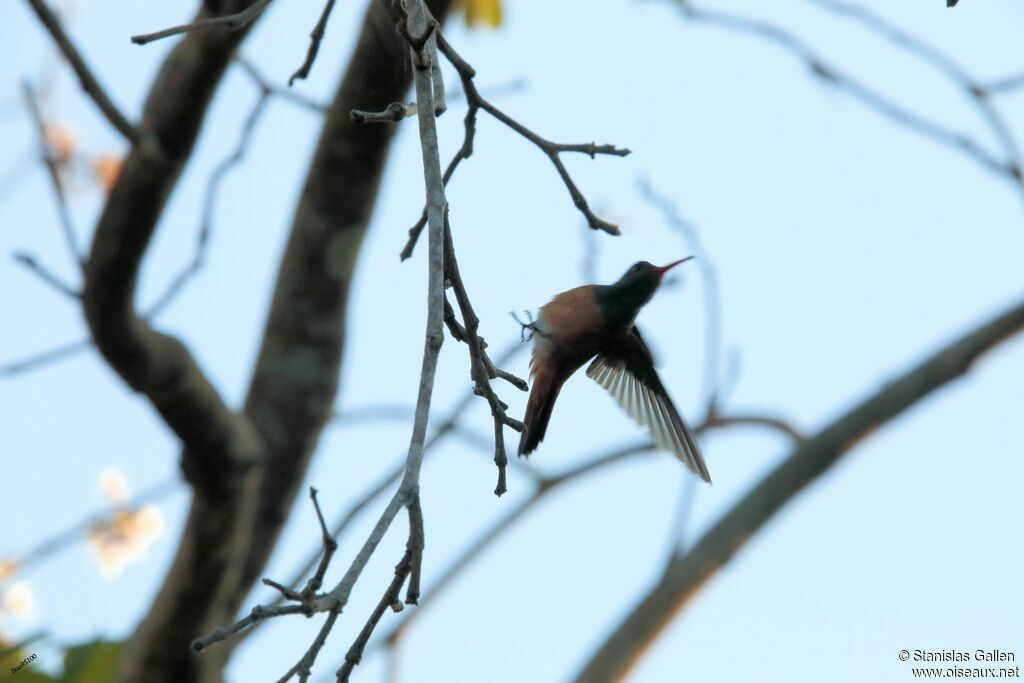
[510,310,547,342]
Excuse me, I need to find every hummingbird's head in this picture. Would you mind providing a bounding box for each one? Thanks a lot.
[629,257,693,279]
[600,257,694,325]
[617,257,693,292]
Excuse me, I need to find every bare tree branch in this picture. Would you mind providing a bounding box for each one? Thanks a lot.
[359,414,801,667]
[441,209,527,495]
[309,0,449,645]
[131,0,275,45]
[0,339,91,378]
[223,4,455,642]
[21,82,83,270]
[190,490,339,683]
[677,3,1023,189]
[336,551,412,683]
[983,72,1024,96]
[351,102,417,123]
[236,56,328,113]
[289,0,340,86]
[145,88,270,318]
[141,52,329,319]
[573,297,1024,683]
[807,0,1021,173]
[194,3,452,679]
[300,488,338,600]
[399,31,630,260]
[704,412,804,444]
[76,3,285,681]
[25,0,139,143]
[427,33,446,116]
[230,343,530,648]
[13,252,79,300]
[191,603,307,653]
[280,609,341,683]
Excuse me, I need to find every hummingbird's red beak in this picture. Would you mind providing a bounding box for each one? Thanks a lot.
[655,256,694,276]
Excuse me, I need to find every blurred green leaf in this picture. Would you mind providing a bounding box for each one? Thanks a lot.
[59,640,121,683]
[0,634,54,682]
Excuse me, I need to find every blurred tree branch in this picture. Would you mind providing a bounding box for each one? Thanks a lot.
[24,0,139,143]
[192,2,460,679]
[676,1,1024,196]
[20,0,452,680]
[573,297,1024,683]
[400,32,630,260]
[21,82,83,271]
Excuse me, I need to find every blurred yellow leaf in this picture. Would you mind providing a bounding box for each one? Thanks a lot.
[457,0,502,28]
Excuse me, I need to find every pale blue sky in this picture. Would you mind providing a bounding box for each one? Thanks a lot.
[1,1,1022,682]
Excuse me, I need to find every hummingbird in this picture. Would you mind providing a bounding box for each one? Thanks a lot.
[517,258,711,482]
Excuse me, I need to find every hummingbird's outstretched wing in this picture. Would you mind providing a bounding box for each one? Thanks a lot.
[585,327,711,483]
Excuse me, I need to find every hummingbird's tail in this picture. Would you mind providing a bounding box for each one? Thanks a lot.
[518,367,563,457]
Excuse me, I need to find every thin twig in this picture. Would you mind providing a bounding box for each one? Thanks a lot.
[807,0,1022,175]
[131,0,275,45]
[395,11,437,66]
[302,488,339,599]
[0,339,91,378]
[350,102,416,123]
[336,552,412,683]
[289,0,339,86]
[236,56,328,113]
[21,81,83,269]
[667,473,699,554]
[404,499,424,605]
[192,604,307,653]
[25,0,139,143]
[442,209,527,495]
[705,412,804,443]
[983,72,1024,96]
[146,90,270,318]
[398,31,630,260]
[276,609,341,683]
[427,33,446,115]
[399,73,478,261]
[192,490,346,657]
[13,252,80,299]
[677,3,1021,186]
[146,51,324,319]
[331,403,414,423]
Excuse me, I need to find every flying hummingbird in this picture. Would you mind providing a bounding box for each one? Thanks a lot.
[517,258,711,482]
